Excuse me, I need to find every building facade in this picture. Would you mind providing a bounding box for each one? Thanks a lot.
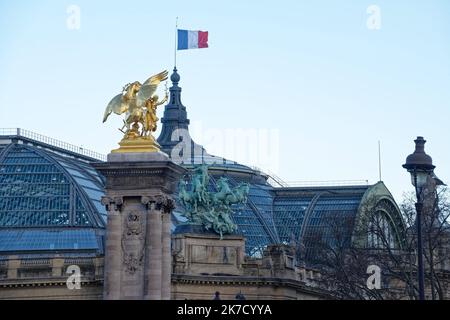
[0,70,407,300]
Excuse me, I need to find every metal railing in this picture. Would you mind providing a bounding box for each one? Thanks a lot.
[266,170,289,187]
[282,180,369,187]
[249,165,368,188]
[0,128,106,161]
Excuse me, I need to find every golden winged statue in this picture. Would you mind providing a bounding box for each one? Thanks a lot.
[103,70,169,153]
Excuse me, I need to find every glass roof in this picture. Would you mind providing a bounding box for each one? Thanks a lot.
[0,229,101,252]
[173,171,369,259]
[301,195,363,262]
[273,196,313,245]
[0,144,106,229]
[0,140,396,262]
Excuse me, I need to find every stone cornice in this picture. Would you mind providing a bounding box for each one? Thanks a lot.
[0,279,102,288]
[171,274,332,299]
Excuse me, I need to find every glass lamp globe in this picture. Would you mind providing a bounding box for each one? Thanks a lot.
[403,136,435,192]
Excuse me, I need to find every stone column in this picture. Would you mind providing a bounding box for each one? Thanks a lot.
[120,199,146,299]
[7,256,20,280]
[51,258,64,277]
[101,197,123,300]
[161,201,174,300]
[93,152,185,300]
[144,199,162,299]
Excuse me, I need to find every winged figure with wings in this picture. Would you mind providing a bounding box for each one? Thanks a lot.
[103,70,169,142]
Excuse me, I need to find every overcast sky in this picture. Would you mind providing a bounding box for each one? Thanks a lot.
[0,0,449,201]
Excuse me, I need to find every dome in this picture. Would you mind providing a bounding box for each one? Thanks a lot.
[0,140,105,255]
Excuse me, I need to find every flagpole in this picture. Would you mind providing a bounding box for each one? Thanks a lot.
[174,17,178,68]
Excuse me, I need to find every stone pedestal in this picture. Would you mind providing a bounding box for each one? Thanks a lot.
[93,152,185,300]
[172,224,246,276]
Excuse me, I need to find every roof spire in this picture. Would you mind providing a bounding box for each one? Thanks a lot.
[171,67,180,85]
[157,68,192,154]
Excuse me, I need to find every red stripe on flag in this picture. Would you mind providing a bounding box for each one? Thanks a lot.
[198,31,208,48]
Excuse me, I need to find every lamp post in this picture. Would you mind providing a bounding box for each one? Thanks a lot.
[402,136,435,300]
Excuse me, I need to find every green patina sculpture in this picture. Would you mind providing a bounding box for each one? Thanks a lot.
[178,164,250,238]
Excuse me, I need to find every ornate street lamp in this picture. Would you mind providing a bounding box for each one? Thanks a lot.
[402,136,435,300]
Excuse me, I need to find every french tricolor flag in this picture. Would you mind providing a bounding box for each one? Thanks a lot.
[177,29,209,50]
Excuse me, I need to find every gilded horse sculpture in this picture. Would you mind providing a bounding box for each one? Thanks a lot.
[102,70,168,153]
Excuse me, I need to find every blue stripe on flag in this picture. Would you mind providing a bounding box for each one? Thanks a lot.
[177,29,188,50]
